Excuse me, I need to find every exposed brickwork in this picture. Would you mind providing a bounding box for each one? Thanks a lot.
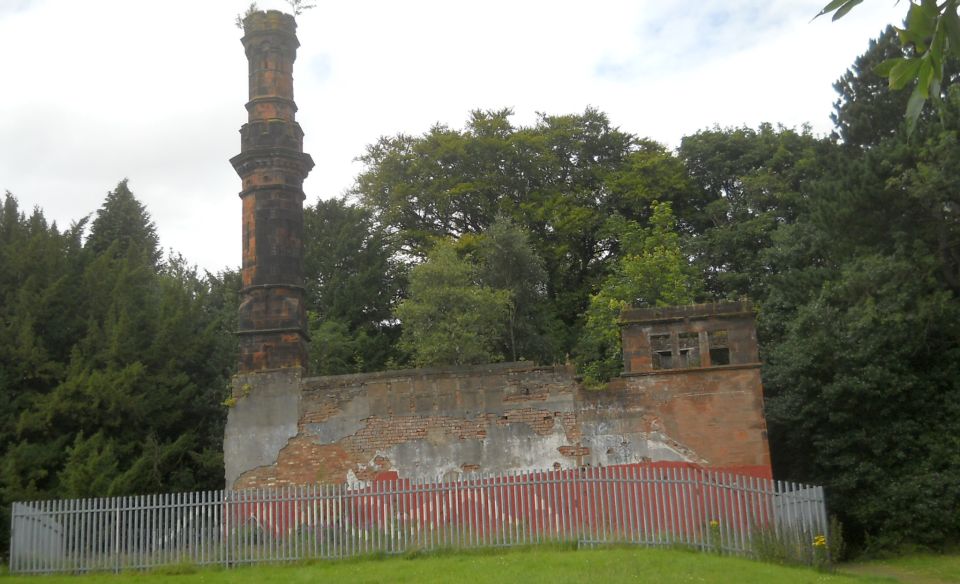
[227,347,773,488]
[348,416,482,449]
[558,446,590,457]
[557,412,581,443]
[612,302,771,471]
[231,10,313,372]
[300,401,343,426]
[238,408,578,486]
[232,364,584,486]
[629,368,770,469]
[235,437,352,489]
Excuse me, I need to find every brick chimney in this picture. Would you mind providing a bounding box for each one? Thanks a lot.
[230,10,313,372]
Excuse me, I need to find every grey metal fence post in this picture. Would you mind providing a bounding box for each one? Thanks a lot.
[7,467,830,574]
[9,502,18,573]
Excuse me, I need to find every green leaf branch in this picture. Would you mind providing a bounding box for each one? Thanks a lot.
[818,0,960,133]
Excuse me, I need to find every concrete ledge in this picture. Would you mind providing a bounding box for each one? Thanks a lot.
[620,301,754,324]
[302,362,573,391]
[620,363,761,378]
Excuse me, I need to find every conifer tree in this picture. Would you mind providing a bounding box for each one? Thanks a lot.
[86,179,161,266]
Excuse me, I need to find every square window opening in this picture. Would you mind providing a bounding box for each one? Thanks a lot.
[709,330,730,366]
[678,332,700,368]
[650,334,672,370]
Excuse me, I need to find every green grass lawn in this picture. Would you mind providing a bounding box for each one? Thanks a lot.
[841,553,960,583]
[0,546,897,584]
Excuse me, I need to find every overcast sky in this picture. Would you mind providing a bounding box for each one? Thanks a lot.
[0,0,902,274]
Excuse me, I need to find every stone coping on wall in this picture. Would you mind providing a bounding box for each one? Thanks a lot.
[620,301,754,324]
[619,362,761,378]
[301,362,575,390]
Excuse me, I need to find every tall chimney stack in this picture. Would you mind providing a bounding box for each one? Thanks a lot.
[231,10,313,372]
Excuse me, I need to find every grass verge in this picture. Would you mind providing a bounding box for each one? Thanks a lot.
[0,545,897,584]
[841,553,960,583]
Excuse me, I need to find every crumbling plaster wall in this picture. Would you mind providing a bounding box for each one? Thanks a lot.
[226,360,771,489]
[224,368,302,488]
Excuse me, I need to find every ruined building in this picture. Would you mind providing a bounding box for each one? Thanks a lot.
[224,11,772,489]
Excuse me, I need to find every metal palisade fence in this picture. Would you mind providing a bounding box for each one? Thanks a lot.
[9,464,828,574]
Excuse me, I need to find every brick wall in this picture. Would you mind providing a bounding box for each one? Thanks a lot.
[226,357,771,489]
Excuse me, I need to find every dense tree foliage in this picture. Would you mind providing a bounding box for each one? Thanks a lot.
[677,124,828,301]
[471,216,558,363]
[832,27,916,148]
[84,179,162,266]
[303,197,405,374]
[354,108,693,357]
[394,240,510,366]
[739,28,959,551]
[576,202,701,386]
[760,86,960,551]
[0,184,238,554]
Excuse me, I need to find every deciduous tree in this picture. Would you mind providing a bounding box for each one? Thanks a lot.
[303,197,404,374]
[473,216,558,363]
[577,202,701,385]
[394,240,510,367]
[818,0,960,132]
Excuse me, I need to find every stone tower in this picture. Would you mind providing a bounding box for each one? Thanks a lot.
[231,10,313,372]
